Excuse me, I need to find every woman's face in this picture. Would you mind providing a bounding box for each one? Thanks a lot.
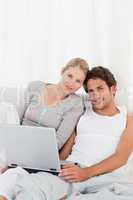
[59,67,86,95]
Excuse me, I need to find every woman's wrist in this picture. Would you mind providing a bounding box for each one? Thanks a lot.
[0,165,8,174]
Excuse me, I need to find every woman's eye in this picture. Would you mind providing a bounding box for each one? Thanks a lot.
[68,74,72,78]
[76,80,81,83]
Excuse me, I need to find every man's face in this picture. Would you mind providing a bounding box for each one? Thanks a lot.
[87,78,116,111]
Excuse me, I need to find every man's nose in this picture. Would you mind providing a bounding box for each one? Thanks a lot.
[93,91,100,99]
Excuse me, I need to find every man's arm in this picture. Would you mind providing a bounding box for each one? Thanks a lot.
[59,132,76,160]
[59,115,133,182]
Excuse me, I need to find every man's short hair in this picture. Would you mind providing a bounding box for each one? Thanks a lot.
[83,66,117,93]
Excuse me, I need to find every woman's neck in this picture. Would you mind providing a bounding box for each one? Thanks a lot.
[47,84,68,101]
[54,84,68,100]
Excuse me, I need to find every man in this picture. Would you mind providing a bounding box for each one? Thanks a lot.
[1,66,133,200]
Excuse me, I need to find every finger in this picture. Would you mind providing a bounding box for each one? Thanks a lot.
[61,164,76,169]
[61,175,76,181]
[60,167,74,174]
[63,176,80,183]
[59,170,74,177]
[68,179,80,183]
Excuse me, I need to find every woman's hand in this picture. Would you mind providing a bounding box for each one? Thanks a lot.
[0,165,8,174]
[58,164,89,182]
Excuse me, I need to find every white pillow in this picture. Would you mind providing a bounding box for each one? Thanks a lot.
[0,102,20,172]
[0,102,20,125]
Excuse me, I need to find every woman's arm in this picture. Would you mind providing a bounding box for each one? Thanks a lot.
[56,96,84,149]
[0,165,8,174]
[21,81,42,123]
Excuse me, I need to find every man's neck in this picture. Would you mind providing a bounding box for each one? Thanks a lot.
[93,103,120,117]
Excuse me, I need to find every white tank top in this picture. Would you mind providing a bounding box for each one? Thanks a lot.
[67,105,127,166]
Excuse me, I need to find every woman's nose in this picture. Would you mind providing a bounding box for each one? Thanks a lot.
[69,80,76,87]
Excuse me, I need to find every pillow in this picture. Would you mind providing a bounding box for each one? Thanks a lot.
[0,86,26,121]
[0,102,20,172]
[0,102,20,125]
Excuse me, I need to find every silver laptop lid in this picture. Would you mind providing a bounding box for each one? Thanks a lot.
[0,125,61,172]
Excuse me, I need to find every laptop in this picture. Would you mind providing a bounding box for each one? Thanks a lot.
[0,125,69,174]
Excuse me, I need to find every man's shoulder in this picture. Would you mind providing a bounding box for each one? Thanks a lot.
[126,114,133,127]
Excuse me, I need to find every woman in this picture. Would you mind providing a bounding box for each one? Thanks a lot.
[21,57,89,149]
[0,57,89,200]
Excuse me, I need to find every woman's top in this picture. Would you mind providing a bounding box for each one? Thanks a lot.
[22,81,84,149]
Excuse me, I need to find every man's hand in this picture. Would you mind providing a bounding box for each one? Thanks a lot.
[58,164,89,182]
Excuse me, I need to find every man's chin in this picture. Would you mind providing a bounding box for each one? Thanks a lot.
[93,104,103,110]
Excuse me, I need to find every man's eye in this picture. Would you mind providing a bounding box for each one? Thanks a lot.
[98,87,103,91]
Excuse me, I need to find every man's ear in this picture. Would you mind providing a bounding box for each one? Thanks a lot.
[111,85,117,96]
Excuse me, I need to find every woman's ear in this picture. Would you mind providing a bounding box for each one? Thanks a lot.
[61,67,65,75]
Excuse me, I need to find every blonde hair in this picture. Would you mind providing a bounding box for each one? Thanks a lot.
[62,58,89,76]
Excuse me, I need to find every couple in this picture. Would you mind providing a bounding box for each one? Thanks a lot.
[0,60,133,199]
